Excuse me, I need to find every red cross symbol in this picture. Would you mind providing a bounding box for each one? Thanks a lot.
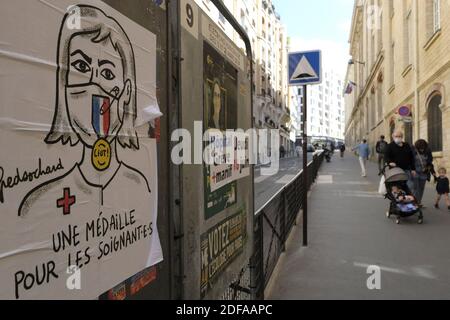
[57,188,76,215]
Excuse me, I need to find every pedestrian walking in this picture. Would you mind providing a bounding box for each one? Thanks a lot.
[376,135,388,175]
[412,139,433,206]
[385,130,417,191]
[323,143,332,163]
[434,168,450,211]
[280,145,286,159]
[352,139,370,177]
[340,144,346,158]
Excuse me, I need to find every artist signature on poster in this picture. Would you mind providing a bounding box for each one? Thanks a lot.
[0,158,64,204]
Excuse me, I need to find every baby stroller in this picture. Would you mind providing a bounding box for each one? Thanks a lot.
[383,166,424,225]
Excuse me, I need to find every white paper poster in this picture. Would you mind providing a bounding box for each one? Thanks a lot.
[207,133,250,193]
[0,0,163,299]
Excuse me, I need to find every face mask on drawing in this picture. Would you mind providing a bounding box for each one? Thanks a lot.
[66,83,124,146]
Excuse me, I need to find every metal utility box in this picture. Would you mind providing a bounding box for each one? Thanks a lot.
[179,0,254,300]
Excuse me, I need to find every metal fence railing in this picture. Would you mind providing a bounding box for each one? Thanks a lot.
[251,151,325,300]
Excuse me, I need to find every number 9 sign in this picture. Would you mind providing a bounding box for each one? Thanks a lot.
[181,0,199,39]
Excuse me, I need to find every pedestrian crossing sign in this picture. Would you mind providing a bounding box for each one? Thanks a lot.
[288,50,322,86]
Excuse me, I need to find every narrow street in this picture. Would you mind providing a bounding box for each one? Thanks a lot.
[267,155,450,300]
[255,155,314,211]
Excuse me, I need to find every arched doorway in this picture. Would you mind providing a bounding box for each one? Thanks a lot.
[427,94,443,152]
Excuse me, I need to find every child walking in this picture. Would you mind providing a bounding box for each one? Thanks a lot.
[434,168,450,211]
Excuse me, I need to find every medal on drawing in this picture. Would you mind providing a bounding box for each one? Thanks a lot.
[92,138,111,171]
[91,95,112,171]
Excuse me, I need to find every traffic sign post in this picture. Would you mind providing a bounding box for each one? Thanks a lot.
[302,84,308,247]
[288,50,322,247]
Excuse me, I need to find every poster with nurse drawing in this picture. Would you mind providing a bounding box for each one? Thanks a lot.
[0,0,163,299]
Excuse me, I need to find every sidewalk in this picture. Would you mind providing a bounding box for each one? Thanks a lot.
[266,154,450,300]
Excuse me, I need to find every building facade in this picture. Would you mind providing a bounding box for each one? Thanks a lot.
[288,68,346,150]
[196,0,291,155]
[307,69,345,141]
[345,0,450,170]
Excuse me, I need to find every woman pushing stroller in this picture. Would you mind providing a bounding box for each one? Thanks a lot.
[382,131,424,224]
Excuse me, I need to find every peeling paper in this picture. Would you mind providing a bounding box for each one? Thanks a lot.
[136,99,163,128]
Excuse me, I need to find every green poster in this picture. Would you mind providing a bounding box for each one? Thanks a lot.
[203,40,238,219]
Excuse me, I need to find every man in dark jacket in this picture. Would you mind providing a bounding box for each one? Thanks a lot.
[385,130,417,188]
[340,144,346,158]
[376,135,388,175]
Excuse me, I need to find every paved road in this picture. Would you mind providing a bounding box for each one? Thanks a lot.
[255,154,314,212]
[267,155,450,300]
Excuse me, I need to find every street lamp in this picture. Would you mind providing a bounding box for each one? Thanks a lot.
[348,59,365,66]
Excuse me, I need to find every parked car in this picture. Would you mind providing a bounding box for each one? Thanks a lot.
[295,144,315,154]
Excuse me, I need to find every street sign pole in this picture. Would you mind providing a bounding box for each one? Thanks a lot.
[288,50,321,248]
[302,85,308,247]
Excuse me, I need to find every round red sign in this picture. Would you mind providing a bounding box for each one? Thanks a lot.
[398,105,411,117]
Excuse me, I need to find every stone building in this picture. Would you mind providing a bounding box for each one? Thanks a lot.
[345,0,449,170]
